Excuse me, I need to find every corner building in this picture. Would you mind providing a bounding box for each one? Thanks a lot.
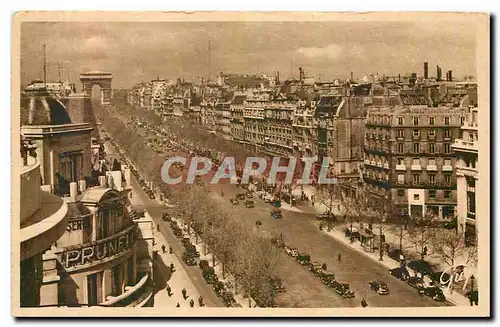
[364,105,467,219]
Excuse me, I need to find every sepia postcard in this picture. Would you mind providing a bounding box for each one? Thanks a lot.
[11,11,490,317]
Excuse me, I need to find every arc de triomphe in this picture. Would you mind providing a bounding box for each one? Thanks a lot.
[80,71,113,104]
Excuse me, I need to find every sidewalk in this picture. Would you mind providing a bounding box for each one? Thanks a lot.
[129,186,203,308]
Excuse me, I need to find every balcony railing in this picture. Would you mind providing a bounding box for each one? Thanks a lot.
[411,165,422,171]
[426,164,437,171]
[101,274,153,307]
[395,164,407,171]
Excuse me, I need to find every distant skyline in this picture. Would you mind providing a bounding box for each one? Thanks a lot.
[20,20,477,89]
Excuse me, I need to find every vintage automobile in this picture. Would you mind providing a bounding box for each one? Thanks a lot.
[429,271,451,286]
[236,193,246,200]
[369,280,390,295]
[331,280,355,298]
[285,246,299,257]
[222,291,239,307]
[173,228,183,238]
[407,276,425,289]
[389,266,410,281]
[423,286,447,301]
[162,213,172,222]
[182,252,197,266]
[270,278,285,293]
[246,192,253,199]
[185,244,200,257]
[296,253,311,265]
[213,281,226,297]
[319,271,336,286]
[199,259,210,271]
[271,199,282,208]
[181,237,191,247]
[170,220,178,229]
[309,261,323,275]
[244,199,255,208]
[316,212,336,221]
[271,209,283,219]
[344,226,360,240]
[202,266,217,284]
[407,260,434,277]
[281,193,297,206]
[387,247,406,263]
[230,198,240,205]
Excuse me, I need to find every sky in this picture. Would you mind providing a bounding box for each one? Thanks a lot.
[20,20,478,89]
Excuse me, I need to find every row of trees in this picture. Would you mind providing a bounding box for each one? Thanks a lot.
[171,183,282,307]
[97,104,282,307]
[314,179,477,270]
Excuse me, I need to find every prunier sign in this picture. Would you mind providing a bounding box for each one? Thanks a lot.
[60,225,137,271]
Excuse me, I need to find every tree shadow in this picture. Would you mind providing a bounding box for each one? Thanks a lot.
[154,255,172,293]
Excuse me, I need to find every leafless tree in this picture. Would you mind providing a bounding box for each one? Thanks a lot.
[405,213,437,263]
[433,224,478,268]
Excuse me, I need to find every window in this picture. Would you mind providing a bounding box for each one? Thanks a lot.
[397,143,404,153]
[398,117,404,125]
[413,174,420,183]
[413,143,420,154]
[444,190,452,199]
[429,129,436,137]
[429,190,436,199]
[461,116,466,125]
[397,157,405,165]
[413,117,419,125]
[429,143,435,154]
[413,129,420,137]
[59,151,84,183]
[429,158,436,166]
[444,130,451,139]
[444,116,450,125]
[444,174,452,183]
[412,158,420,166]
[429,174,436,184]
[397,129,404,138]
[414,194,420,200]
[429,116,435,125]
[444,143,451,154]
[397,174,405,184]
[397,189,405,197]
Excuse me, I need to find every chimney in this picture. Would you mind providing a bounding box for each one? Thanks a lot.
[436,65,442,81]
[448,70,453,81]
[424,62,429,79]
[276,71,280,85]
[350,71,354,81]
[299,67,304,82]
[398,74,401,82]
[69,182,78,202]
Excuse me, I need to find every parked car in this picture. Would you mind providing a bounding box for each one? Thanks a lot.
[319,271,336,286]
[296,253,311,265]
[285,246,299,257]
[230,198,239,205]
[271,199,282,208]
[182,252,197,266]
[443,219,458,230]
[271,209,283,219]
[213,281,226,297]
[185,244,200,257]
[309,261,323,275]
[369,280,390,295]
[331,280,355,298]
[429,271,451,286]
[222,291,238,307]
[407,260,434,277]
[236,193,246,200]
[387,247,406,263]
[389,266,410,281]
[244,199,255,208]
[162,213,172,222]
[423,286,447,301]
[316,212,336,221]
[181,237,191,247]
[199,259,209,271]
[407,276,425,289]
[202,266,217,284]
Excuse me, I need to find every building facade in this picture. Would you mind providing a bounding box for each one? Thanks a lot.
[452,106,478,246]
[364,106,467,220]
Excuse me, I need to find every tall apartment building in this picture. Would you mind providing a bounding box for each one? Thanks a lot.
[263,98,295,156]
[452,106,478,246]
[230,95,246,142]
[364,106,468,220]
[243,94,268,149]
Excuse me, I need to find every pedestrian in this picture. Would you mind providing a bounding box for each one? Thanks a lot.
[167,284,172,297]
[190,299,195,307]
[169,245,173,254]
[161,244,166,253]
[198,296,204,307]
[170,262,175,273]
[182,287,187,299]
[361,298,368,308]
[176,302,180,307]
[418,285,424,296]
[338,253,342,262]
[157,224,159,232]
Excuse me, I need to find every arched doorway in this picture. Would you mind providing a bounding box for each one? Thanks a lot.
[80,71,113,104]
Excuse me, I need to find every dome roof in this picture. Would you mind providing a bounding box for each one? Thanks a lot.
[20,91,72,126]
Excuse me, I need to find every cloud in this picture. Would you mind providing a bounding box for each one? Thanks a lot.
[296,44,343,59]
